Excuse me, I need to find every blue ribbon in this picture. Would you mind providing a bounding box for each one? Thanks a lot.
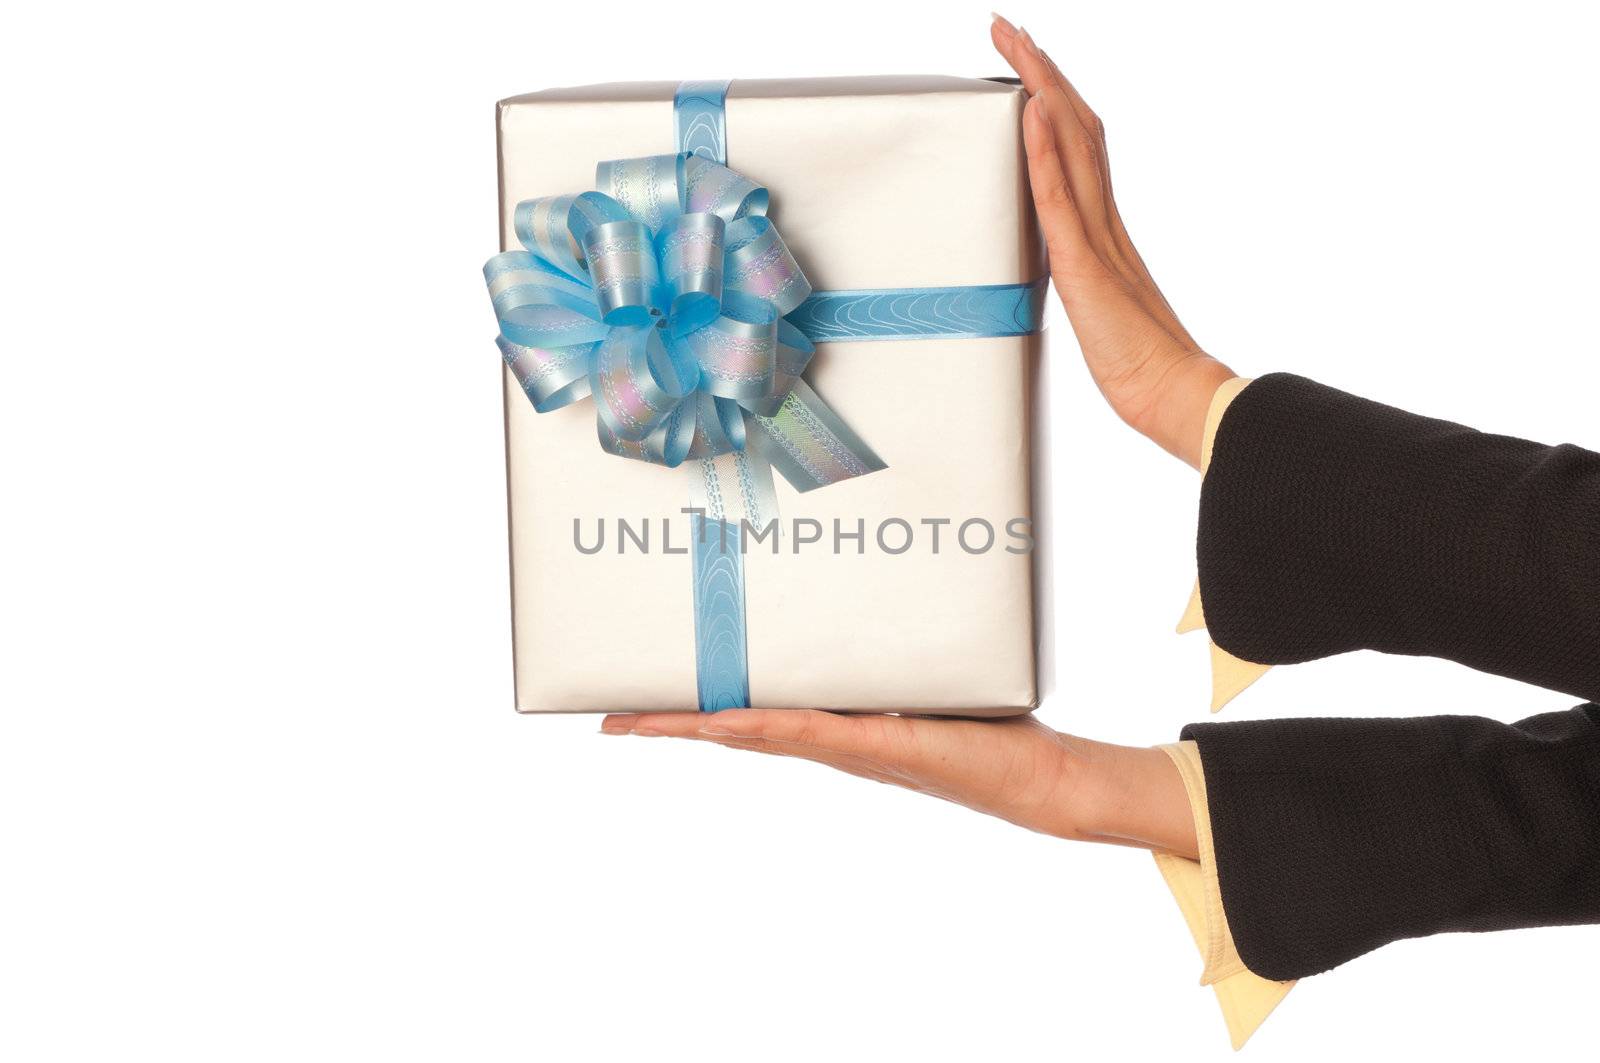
[689,514,750,711]
[674,81,731,163]
[790,280,1047,341]
[487,81,1044,712]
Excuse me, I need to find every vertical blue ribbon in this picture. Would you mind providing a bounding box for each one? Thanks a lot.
[690,514,750,711]
[674,81,732,163]
[676,80,750,711]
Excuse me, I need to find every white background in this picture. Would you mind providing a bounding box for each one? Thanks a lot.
[5,1,1598,1059]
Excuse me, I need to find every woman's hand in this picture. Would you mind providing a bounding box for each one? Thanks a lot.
[602,710,1198,857]
[992,15,1235,468]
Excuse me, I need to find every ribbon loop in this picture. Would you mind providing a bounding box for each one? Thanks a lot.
[683,291,777,403]
[740,319,814,418]
[682,154,767,220]
[584,219,661,326]
[512,191,630,282]
[590,325,692,442]
[499,335,594,413]
[483,251,608,349]
[725,217,811,317]
[657,212,725,336]
[596,155,685,233]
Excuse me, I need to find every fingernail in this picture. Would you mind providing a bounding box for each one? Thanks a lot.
[991,12,1017,36]
[698,726,736,737]
[600,721,632,735]
[1019,28,1040,54]
[632,726,665,737]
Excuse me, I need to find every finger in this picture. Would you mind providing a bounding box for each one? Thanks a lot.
[1029,51,1195,339]
[1016,46,1196,348]
[998,28,1106,186]
[991,17,1051,97]
[600,712,703,736]
[992,29,1111,234]
[694,708,885,759]
[698,732,926,790]
[1002,31,1154,281]
[1002,29,1112,211]
[1032,51,1156,276]
[989,13,1020,58]
[1035,51,1121,243]
[604,708,933,790]
[1022,93,1102,287]
[1038,87,1117,257]
[998,36,1114,249]
[604,709,912,771]
[1035,50,1105,165]
[702,709,966,788]
[992,24,1169,283]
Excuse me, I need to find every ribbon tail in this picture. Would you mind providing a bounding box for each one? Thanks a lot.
[749,378,886,493]
[688,443,780,539]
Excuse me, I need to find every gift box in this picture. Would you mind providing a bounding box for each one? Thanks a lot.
[491,76,1047,714]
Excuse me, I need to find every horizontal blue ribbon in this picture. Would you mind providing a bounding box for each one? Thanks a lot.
[789,280,1047,342]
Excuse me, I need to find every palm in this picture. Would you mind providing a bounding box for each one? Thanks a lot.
[603,710,1098,842]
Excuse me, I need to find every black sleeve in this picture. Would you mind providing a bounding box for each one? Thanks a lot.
[1198,373,1600,702]
[1188,375,1600,979]
[1183,706,1600,980]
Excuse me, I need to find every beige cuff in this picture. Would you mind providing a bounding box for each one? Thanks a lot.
[1177,378,1272,712]
[1154,741,1295,1049]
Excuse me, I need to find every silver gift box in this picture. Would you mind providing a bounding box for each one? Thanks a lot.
[497,76,1046,714]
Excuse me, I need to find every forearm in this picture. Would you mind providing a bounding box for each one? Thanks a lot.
[1169,376,1600,982]
[1186,705,1600,980]
[1067,738,1199,858]
[1198,373,1600,698]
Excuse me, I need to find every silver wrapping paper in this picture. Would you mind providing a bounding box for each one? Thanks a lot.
[498,76,1046,714]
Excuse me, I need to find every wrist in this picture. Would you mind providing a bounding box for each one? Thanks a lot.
[1132,355,1228,467]
[1075,742,1200,857]
[1149,354,1236,469]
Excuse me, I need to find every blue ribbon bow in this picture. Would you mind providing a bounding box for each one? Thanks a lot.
[484,153,885,493]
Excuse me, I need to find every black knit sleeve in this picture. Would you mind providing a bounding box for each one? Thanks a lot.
[1183,706,1600,980]
[1198,373,1600,701]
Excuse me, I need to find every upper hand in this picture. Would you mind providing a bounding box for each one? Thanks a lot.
[992,15,1235,468]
